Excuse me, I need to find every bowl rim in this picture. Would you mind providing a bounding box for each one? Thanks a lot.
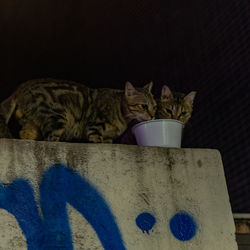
[132,119,184,132]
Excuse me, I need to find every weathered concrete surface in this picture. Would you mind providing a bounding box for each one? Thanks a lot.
[0,139,237,250]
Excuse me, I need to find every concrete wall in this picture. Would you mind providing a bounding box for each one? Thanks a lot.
[0,139,237,249]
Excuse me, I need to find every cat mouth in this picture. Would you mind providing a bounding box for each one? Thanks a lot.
[135,117,153,122]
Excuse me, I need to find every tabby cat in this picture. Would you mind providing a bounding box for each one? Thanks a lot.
[0,79,157,143]
[116,84,196,145]
[156,85,196,125]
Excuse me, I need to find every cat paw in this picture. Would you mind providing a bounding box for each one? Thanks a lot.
[47,134,60,142]
[88,134,103,143]
[19,128,39,140]
[103,138,113,143]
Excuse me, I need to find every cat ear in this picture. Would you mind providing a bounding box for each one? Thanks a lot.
[125,81,137,97]
[143,81,153,92]
[161,85,173,101]
[184,91,197,105]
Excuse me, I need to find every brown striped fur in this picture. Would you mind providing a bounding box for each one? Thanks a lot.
[156,85,196,125]
[0,79,157,143]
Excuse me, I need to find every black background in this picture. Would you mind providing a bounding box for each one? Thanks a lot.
[0,0,249,212]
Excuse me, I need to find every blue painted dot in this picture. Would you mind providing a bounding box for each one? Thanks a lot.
[136,212,156,234]
[169,211,197,241]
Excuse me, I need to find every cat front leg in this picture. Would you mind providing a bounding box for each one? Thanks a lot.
[41,115,66,142]
[86,122,115,143]
[86,123,106,143]
[103,138,113,143]
[46,128,65,142]
[88,134,104,143]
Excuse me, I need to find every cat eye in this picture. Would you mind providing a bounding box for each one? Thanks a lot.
[141,104,148,110]
[166,109,173,114]
[181,111,187,116]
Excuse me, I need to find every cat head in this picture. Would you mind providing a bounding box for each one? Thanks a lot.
[123,81,157,122]
[156,85,196,125]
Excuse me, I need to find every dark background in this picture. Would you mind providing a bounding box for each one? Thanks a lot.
[0,0,249,212]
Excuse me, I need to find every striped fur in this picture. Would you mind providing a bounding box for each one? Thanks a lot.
[156,85,196,125]
[0,79,157,143]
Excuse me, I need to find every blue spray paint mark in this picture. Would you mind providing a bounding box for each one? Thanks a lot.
[169,211,197,241]
[41,164,126,250]
[136,212,156,234]
[0,179,45,249]
[0,164,126,250]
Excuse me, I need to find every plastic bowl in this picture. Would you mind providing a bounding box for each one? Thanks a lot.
[132,119,184,148]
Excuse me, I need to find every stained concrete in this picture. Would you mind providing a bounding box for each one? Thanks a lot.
[0,139,237,249]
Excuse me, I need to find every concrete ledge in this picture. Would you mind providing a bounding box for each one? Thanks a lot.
[0,139,237,249]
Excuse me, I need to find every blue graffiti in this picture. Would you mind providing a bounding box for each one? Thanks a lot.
[0,164,126,250]
[169,211,197,241]
[136,212,156,234]
[0,179,44,249]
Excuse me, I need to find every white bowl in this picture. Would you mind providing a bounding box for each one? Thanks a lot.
[132,119,184,148]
